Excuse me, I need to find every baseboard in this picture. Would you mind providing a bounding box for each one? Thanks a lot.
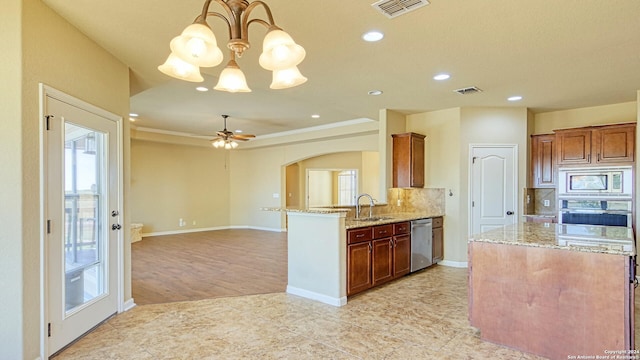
[142,225,286,237]
[286,285,347,307]
[123,298,136,312]
[229,225,286,232]
[142,226,230,237]
[438,260,469,268]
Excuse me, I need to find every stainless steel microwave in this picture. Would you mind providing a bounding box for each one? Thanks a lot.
[558,166,633,197]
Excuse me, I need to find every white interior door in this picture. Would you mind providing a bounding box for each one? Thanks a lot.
[470,145,518,236]
[45,93,121,355]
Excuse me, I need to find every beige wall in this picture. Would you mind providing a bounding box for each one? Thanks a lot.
[534,101,636,134]
[285,163,300,207]
[0,1,130,358]
[407,108,463,263]
[229,132,379,231]
[406,107,528,264]
[379,109,407,202]
[130,139,230,234]
[0,0,24,357]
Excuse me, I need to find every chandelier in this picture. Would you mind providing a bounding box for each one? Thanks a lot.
[158,0,307,92]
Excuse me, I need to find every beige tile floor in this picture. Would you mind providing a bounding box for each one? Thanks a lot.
[55,265,628,359]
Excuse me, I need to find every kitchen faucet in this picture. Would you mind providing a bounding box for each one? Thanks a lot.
[355,193,375,219]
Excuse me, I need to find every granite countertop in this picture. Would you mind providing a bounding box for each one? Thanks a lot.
[261,207,351,214]
[469,222,635,256]
[344,212,444,229]
[522,214,556,218]
[261,208,444,228]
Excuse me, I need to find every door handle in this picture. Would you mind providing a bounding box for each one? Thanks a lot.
[111,210,119,217]
[506,211,514,215]
[111,224,121,230]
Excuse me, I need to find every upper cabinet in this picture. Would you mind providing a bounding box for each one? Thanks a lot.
[531,134,556,188]
[392,132,425,188]
[556,123,635,166]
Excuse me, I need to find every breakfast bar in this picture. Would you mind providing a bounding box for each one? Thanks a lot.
[468,222,635,360]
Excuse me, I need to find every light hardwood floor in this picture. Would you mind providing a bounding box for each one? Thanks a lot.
[131,229,288,305]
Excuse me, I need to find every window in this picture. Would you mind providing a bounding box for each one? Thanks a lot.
[337,170,357,206]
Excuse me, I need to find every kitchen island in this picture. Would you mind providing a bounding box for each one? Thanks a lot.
[469,222,635,360]
[263,207,443,306]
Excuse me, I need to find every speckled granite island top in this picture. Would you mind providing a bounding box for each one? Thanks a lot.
[469,222,635,256]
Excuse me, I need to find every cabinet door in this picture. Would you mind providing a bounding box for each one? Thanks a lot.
[372,238,394,286]
[393,234,411,277]
[410,135,425,188]
[392,133,426,188]
[557,129,592,165]
[593,125,635,164]
[347,242,372,296]
[432,227,444,263]
[531,134,556,188]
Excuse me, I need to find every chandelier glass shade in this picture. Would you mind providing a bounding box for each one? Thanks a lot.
[159,0,307,92]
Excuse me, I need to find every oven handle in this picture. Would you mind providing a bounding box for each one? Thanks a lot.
[559,209,631,214]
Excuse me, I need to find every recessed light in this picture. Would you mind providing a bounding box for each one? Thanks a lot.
[235,129,243,133]
[129,113,139,117]
[362,31,384,42]
[508,95,523,102]
[196,86,209,92]
[311,114,320,119]
[368,90,383,96]
[433,73,451,81]
[129,117,136,122]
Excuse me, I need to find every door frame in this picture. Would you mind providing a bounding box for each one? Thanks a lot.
[39,84,125,357]
[468,144,519,237]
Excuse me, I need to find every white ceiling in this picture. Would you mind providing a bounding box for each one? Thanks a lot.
[42,0,640,137]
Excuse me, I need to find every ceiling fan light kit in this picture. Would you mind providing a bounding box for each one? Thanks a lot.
[159,0,307,92]
[210,115,255,149]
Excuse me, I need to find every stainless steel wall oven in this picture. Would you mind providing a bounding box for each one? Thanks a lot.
[558,166,633,228]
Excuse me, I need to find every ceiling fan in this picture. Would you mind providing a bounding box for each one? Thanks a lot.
[210,115,255,149]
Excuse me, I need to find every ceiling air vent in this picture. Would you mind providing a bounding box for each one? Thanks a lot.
[372,0,430,19]
[454,86,483,95]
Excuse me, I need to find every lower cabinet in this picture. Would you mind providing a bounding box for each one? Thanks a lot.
[347,221,411,296]
[347,242,372,295]
[432,217,444,263]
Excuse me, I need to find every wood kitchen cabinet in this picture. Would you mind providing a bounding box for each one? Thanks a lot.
[347,228,373,295]
[392,132,425,188]
[432,217,443,263]
[347,221,412,296]
[593,124,635,164]
[556,123,635,166]
[530,134,556,188]
[392,222,411,277]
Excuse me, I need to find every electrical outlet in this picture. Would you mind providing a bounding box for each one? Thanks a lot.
[179,218,185,227]
[543,200,550,207]
[526,195,531,204]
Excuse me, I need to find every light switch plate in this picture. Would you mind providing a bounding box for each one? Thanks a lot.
[543,200,550,207]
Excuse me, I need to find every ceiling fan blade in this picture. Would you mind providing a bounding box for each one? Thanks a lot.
[231,137,250,141]
[232,134,256,139]
[216,131,227,137]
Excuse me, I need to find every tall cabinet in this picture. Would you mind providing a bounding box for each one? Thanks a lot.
[392,132,425,188]
[530,134,556,188]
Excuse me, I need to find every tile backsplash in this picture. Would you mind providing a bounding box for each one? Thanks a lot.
[345,188,445,219]
[525,188,556,215]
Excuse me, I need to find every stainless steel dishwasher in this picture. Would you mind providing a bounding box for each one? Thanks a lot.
[410,219,433,272]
